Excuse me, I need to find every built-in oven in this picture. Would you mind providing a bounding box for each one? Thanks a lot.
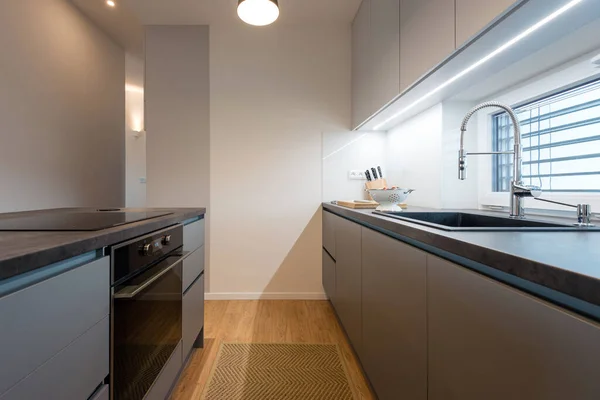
[110,224,184,400]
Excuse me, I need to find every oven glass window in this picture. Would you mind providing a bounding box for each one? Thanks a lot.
[113,257,182,400]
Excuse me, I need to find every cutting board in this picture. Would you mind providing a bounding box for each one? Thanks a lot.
[337,200,379,209]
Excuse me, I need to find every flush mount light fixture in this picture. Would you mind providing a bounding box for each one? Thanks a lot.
[237,0,279,26]
[106,0,116,7]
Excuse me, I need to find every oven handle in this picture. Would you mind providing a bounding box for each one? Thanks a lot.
[113,256,183,299]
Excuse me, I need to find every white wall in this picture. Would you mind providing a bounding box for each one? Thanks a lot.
[0,0,125,212]
[209,23,351,299]
[384,102,478,209]
[385,105,444,208]
[145,26,210,209]
[125,54,146,207]
[322,131,387,202]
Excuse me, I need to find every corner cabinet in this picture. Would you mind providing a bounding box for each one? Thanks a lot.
[427,255,600,400]
[361,228,427,400]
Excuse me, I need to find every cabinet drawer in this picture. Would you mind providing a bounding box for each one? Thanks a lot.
[0,316,109,400]
[89,384,109,400]
[145,341,182,400]
[0,256,109,395]
[183,246,205,292]
[183,273,205,359]
[322,249,336,302]
[184,218,205,252]
[322,211,336,259]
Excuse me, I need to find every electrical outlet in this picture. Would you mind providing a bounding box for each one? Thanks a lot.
[139,177,147,184]
[349,170,366,180]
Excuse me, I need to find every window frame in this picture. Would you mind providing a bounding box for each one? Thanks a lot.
[475,51,600,213]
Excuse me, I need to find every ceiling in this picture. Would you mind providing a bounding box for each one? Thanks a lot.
[70,0,362,55]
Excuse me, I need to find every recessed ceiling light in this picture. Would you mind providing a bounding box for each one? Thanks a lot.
[237,0,280,26]
[106,0,116,8]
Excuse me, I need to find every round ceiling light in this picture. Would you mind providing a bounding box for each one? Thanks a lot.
[237,0,280,26]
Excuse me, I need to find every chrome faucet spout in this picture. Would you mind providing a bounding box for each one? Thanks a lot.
[458,101,540,219]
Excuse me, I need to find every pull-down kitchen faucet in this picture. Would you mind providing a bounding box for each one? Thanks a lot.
[458,101,541,219]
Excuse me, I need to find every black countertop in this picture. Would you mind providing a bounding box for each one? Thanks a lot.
[0,207,206,281]
[324,203,600,316]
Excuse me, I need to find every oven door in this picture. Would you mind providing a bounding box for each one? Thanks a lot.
[112,254,183,400]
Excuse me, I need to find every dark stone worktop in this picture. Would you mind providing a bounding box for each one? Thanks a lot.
[324,202,600,316]
[0,207,206,281]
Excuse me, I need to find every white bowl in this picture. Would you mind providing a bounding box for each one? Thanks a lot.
[368,188,414,212]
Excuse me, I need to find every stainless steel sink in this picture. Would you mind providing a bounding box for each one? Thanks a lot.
[374,211,599,232]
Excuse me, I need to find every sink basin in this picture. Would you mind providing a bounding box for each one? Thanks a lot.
[374,211,599,231]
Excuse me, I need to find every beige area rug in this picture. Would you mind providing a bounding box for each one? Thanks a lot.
[201,343,357,400]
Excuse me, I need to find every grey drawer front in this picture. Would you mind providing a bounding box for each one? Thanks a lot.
[0,316,109,400]
[0,256,109,395]
[145,341,183,400]
[183,246,205,292]
[89,384,109,400]
[323,211,336,259]
[183,219,205,252]
[183,274,205,359]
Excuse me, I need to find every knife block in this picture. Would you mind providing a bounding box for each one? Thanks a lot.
[365,178,387,190]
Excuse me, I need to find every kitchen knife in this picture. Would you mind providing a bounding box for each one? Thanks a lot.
[365,170,372,181]
[377,166,383,178]
[371,167,378,180]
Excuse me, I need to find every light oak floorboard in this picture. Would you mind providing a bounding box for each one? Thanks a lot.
[170,300,375,400]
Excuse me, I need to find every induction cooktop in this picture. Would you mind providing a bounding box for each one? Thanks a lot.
[0,211,173,231]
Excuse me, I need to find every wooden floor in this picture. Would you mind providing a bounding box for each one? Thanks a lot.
[170,300,375,400]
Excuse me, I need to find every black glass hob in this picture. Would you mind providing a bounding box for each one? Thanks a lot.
[0,211,173,231]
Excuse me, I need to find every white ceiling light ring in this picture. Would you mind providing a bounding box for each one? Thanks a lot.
[237,0,280,26]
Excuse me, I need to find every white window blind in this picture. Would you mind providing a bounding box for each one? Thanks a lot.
[493,79,600,193]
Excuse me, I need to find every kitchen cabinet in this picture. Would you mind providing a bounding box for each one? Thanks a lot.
[0,255,109,399]
[371,0,401,109]
[322,249,336,302]
[334,216,363,356]
[456,0,517,47]
[322,210,336,259]
[427,255,600,400]
[361,227,427,400]
[183,273,205,360]
[352,0,373,129]
[400,0,455,91]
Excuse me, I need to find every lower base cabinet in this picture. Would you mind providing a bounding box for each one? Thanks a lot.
[427,255,600,400]
[183,272,205,359]
[322,249,336,303]
[334,216,363,358]
[361,228,427,400]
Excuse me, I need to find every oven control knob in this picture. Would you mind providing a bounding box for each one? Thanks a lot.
[162,235,172,245]
[141,243,153,256]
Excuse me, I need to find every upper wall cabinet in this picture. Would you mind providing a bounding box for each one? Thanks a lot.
[399,0,455,92]
[352,0,401,129]
[352,0,373,129]
[456,0,517,47]
[371,0,401,113]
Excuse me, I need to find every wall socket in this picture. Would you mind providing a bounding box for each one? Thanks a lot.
[349,170,367,180]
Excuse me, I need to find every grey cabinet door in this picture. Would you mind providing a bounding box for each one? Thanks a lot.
[456,0,517,46]
[400,0,455,91]
[183,273,205,359]
[371,0,400,108]
[361,228,427,400]
[334,216,363,357]
[352,0,373,129]
[322,210,336,259]
[428,255,600,400]
[322,249,336,302]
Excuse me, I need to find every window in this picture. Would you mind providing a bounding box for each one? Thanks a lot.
[492,79,600,193]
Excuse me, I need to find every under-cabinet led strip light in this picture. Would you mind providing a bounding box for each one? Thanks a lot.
[373,0,584,130]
